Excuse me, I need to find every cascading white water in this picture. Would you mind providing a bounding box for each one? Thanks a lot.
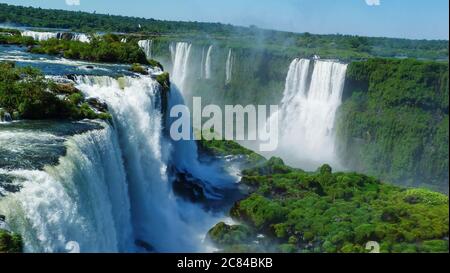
[75,75,221,252]
[21,30,90,43]
[21,31,58,41]
[138,40,153,59]
[0,126,134,252]
[225,49,233,84]
[269,58,347,168]
[200,47,206,79]
[0,74,226,252]
[204,45,213,79]
[72,33,91,43]
[170,42,192,92]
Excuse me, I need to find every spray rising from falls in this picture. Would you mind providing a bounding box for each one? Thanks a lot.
[225,49,233,84]
[0,74,226,252]
[170,42,192,93]
[138,40,153,59]
[168,42,235,195]
[270,58,347,168]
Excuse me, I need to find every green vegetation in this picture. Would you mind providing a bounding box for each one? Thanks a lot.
[30,34,148,64]
[155,72,171,93]
[130,63,148,75]
[0,28,36,46]
[336,58,449,191]
[0,229,23,253]
[208,156,449,253]
[148,59,164,71]
[0,3,447,61]
[0,62,111,120]
[197,135,266,165]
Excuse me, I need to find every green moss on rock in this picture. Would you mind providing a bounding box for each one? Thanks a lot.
[129,63,148,75]
[0,229,23,253]
[0,62,112,121]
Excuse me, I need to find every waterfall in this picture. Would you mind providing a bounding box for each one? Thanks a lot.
[0,126,134,252]
[200,47,206,79]
[204,45,213,79]
[72,33,91,43]
[225,49,233,84]
[21,30,91,43]
[138,40,153,59]
[270,58,347,168]
[0,74,225,252]
[21,31,59,41]
[170,42,192,93]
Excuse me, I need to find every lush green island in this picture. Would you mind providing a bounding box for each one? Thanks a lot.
[0,62,110,121]
[202,142,449,253]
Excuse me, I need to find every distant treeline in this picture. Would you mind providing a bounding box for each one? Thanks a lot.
[0,3,448,61]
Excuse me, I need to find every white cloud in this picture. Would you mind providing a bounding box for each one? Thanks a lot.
[365,0,381,6]
[65,0,80,6]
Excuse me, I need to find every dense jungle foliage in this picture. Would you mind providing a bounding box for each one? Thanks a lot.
[0,62,110,120]
[207,157,449,253]
[0,27,35,46]
[30,34,148,64]
[336,58,449,192]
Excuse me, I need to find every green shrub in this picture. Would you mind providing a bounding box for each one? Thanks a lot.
[0,230,23,253]
[130,63,148,75]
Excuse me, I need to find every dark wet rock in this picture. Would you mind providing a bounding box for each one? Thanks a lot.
[86,97,108,112]
[0,109,12,122]
[135,239,155,252]
[52,83,80,95]
[58,32,74,40]
[0,174,22,196]
[172,172,207,203]
[65,74,77,82]
[85,65,94,69]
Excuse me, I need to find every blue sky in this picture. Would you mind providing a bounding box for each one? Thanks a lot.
[1,0,448,40]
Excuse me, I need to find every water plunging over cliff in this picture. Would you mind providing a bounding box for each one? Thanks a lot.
[138,40,153,59]
[170,42,192,93]
[21,30,91,43]
[0,74,227,252]
[225,49,233,84]
[21,31,58,41]
[204,45,213,79]
[268,58,348,169]
[199,45,214,80]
